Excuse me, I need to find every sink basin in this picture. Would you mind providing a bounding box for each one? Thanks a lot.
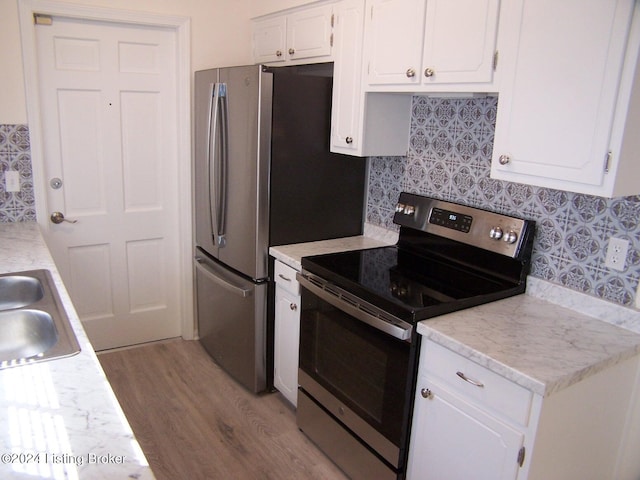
[0,309,58,362]
[0,269,80,368]
[0,275,45,310]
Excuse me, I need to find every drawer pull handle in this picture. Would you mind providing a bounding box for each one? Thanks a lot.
[278,274,292,282]
[456,371,484,387]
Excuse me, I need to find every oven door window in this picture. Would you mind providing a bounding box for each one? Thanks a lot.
[299,288,411,446]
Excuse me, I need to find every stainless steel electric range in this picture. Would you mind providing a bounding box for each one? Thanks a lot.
[296,192,535,480]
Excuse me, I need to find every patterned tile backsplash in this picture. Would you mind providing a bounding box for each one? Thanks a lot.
[367,95,640,308]
[5,108,640,309]
[0,125,35,222]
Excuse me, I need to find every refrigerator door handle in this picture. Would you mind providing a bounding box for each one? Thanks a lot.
[195,256,253,298]
[207,82,229,248]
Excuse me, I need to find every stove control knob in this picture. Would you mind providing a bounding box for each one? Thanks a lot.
[404,205,415,215]
[489,226,503,240]
[503,230,518,244]
[395,203,406,213]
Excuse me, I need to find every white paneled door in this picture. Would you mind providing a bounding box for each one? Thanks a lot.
[34,16,182,350]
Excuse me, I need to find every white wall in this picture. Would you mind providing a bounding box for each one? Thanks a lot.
[1,0,29,124]
[0,0,254,124]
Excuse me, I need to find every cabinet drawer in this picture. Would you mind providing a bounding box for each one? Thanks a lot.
[421,341,533,427]
[274,260,300,295]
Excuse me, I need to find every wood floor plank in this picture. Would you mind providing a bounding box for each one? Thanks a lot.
[98,339,349,480]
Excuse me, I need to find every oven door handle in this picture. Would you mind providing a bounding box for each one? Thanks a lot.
[298,274,412,342]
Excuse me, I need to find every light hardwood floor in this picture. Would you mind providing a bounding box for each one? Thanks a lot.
[98,338,348,480]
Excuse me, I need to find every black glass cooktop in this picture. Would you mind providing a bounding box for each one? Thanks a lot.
[301,246,524,323]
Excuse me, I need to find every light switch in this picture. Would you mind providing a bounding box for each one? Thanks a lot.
[5,170,20,193]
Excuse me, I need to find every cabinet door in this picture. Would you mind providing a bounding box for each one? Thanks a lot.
[491,0,635,193]
[407,376,524,480]
[331,0,365,153]
[422,0,500,85]
[365,0,426,85]
[252,16,286,63]
[286,4,334,61]
[274,283,301,407]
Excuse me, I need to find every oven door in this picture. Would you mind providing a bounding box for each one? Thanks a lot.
[297,272,414,471]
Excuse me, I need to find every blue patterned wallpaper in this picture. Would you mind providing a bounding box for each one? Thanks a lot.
[366,95,640,308]
[5,114,640,308]
[0,125,35,222]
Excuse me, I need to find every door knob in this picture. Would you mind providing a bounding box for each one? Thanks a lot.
[50,212,77,224]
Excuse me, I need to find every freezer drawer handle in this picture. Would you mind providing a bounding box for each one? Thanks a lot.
[195,257,253,298]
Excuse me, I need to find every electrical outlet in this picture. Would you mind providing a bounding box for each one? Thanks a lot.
[4,170,20,193]
[604,237,629,271]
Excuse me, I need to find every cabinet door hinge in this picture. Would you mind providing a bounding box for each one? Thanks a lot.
[493,50,499,71]
[517,446,526,467]
[34,13,53,25]
[604,151,612,173]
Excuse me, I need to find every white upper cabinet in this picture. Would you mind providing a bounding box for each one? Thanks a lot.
[364,0,501,91]
[330,0,412,156]
[365,0,426,86]
[252,16,287,64]
[252,4,335,65]
[491,0,640,197]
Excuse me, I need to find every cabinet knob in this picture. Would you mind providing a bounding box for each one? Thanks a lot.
[276,50,282,57]
[290,303,297,311]
[345,136,353,145]
[406,68,416,78]
[424,67,435,78]
[498,154,511,165]
[420,388,433,399]
[288,48,295,55]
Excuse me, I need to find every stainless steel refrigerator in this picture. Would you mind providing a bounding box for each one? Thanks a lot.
[194,64,366,393]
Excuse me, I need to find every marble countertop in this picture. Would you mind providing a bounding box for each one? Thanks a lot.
[269,234,393,271]
[0,222,154,479]
[417,294,640,397]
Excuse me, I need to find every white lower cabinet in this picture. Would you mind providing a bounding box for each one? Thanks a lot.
[273,260,301,407]
[408,339,640,480]
[408,377,524,480]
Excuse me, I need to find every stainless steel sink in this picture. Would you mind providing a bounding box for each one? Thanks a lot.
[0,269,80,368]
[0,275,45,310]
[0,309,58,362]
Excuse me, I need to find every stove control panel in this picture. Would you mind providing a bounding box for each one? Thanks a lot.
[393,192,534,259]
[429,207,473,233]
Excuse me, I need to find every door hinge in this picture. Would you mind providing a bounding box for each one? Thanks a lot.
[34,13,53,25]
[331,13,335,28]
[493,50,499,71]
[330,33,334,47]
[604,151,612,173]
[517,446,526,467]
